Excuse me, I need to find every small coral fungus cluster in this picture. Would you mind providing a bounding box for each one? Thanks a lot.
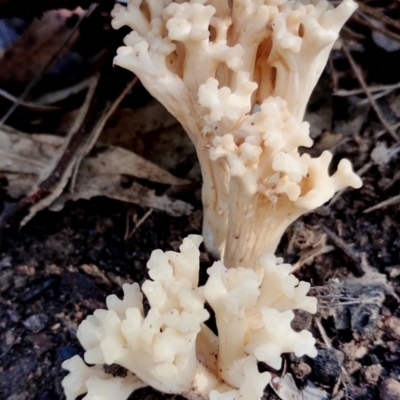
[62,1,362,399]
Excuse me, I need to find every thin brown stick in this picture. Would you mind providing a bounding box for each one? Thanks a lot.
[356,89,394,106]
[315,318,332,349]
[357,2,400,31]
[321,224,364,276]
[127,209,153,240]
[341,41,399,141]
[353,12,400,44]
[0,5,97,126]
[375,121,400,139]
[0,88,60,111]
[335,81,400,97]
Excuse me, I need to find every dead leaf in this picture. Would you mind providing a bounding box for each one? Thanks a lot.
[83,145,189,186]
[0,10,80,85]
[270,373,329,400]
[51,174,192,217]
[0,126,64,197]
[99,100,197,174]
[0,126,192,217]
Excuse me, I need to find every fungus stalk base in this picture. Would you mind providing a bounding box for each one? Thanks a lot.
[223,180,303,269]
[195,139,230,259]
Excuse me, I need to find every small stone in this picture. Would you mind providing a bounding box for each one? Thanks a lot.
[291,310,312,332]
[386,266,400,279]
[340,340,367,360]
[23,314,48,333]
[0,255,12,268]
[345,360,362,374]
[291,361,312,380]
[306,348,344,386]
[386,317,400,341]
[362,364,382,385]
[104,363,128,377]
[5,330,15,346]
[57,346,78,361]
[379,378,400,400]
[26,333,54,353]
[355,345,368,359]
[387,341,398,353]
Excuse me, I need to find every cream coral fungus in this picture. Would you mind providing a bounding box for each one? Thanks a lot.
[62,1,363,399]
[63,236,317,400]
[111,0,360,258]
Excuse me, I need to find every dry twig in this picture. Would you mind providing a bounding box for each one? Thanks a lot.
[335,81,400,97]
[0,5,97,126]
[357,2,400,32]
[126,209,153,240]
[363,194,400,214]
[321,224,364,276]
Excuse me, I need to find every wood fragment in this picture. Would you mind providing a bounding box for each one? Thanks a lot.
[320,224,364,276]
[315,318,332,349]
[127,209,153,240]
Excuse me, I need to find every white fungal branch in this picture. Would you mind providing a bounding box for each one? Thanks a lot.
[63,236,317,400]
[267,0,358,120]
[206,95,361,267]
